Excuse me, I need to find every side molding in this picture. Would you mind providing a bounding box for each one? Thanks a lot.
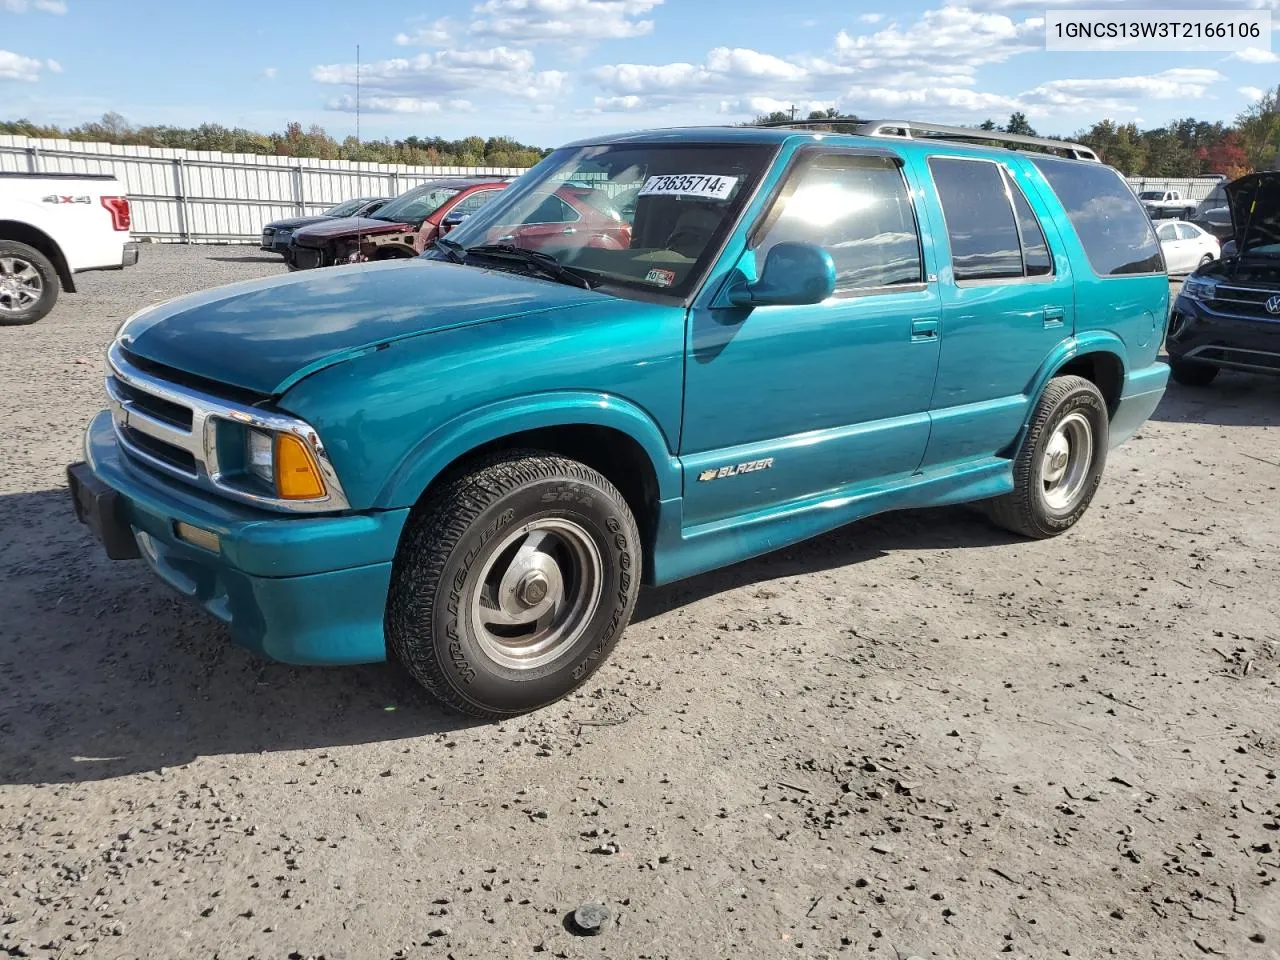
[375,391,683,510]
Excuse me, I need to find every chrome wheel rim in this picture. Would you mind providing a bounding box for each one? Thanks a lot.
[1041,411,1093,511]
[0,257,42,314]
[469,518,602,671]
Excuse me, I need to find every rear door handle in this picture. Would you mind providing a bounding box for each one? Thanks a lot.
[911,318,940,342]
[1043,305,1066,328]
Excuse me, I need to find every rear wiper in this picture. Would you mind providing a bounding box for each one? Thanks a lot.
[464,243,597,290]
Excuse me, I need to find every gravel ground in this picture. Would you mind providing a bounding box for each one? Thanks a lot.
[1,245,1278,960]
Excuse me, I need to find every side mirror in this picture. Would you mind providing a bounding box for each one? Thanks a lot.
[442,211,469,233]
[726,241,836,308]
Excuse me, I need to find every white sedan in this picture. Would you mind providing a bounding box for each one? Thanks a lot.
[1156,219,1221,275]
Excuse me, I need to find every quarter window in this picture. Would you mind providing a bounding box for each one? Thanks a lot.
[1008,175,1053,276]
[1029,156,1163,277]
[755,153,923,292]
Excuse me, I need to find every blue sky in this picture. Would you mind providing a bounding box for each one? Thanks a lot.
[2,0,1277,146]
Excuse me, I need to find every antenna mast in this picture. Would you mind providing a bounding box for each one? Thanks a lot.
[355,44,361,146]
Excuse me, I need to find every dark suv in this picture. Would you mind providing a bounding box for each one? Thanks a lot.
[1167,172,1280,386]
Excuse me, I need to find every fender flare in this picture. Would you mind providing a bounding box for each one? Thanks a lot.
[1009,332,1129,449]
[375,391,683,510]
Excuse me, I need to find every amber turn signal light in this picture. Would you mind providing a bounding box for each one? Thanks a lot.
[274,433,327,500]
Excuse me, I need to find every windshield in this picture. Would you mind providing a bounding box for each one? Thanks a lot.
[440,143,775,298]
[1138,191,1164,200]
[373,185,462,225]
[322,198,370,217]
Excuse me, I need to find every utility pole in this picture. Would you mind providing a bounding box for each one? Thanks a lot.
[789,104,797,121]
[355,44,361,147]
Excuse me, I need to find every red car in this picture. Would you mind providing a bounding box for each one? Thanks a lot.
[473,183,632,252]
[287,177,512,270]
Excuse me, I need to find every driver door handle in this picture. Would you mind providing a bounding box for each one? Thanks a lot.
[910,318,940,342]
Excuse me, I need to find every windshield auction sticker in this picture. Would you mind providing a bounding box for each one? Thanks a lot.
[1045,9,1269,52]
[638,175,739,201]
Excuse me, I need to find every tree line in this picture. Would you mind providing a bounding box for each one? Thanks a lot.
[750,87,1280,179]
[0,113,552,168]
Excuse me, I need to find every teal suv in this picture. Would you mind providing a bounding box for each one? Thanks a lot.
[68,123,1170,717]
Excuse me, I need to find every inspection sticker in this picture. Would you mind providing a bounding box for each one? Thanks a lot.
[645,268,677,287]
[638,174,738,201]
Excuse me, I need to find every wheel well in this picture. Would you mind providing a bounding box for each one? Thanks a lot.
[373,246,415,260]
[417,425,662,579]
[0,220,74,292]
[1056,351,1123,416]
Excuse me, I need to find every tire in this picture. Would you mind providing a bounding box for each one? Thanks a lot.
[1169,357,1219,387]
[1198,253,1214,268]
[984,375,1109,539]
[0,240,59,326]
[387,450,642,718]
[1183,207,1195,220]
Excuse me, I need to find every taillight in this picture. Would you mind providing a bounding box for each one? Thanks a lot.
[101,196,131,231]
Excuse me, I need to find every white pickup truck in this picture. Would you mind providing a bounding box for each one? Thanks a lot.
[1137,189,1196,220]
[0,172,139,325]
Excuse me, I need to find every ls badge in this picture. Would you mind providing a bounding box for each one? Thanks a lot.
[697,457,774,482]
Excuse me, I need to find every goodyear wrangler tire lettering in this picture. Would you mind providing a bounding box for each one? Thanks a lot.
[387,450,642,719]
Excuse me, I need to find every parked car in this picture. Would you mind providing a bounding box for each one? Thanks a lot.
[1190,179,1234,241]
[68,124,1169,718]
[1167,170,1280,386]
[286,178,511,270]
[259,197,392,256]
[1155,219,1220,274]
[0,171,139,325]
[1139,189,1196,220]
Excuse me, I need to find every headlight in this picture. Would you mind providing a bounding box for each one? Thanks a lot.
[1181,277,1218,302]
[243,426,328,500]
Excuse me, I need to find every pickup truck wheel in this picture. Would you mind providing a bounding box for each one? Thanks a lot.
[0,241,58,326]
[387,450,642,718]
[1169,357,1219,387]
[984,375,1108,539]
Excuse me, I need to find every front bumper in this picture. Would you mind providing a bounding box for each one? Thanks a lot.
[70,410,407,665]
[1167,294,1280,375]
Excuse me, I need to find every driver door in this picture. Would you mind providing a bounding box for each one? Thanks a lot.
[680,148,943,528]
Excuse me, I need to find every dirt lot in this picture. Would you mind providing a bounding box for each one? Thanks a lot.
[1,246,1277,960]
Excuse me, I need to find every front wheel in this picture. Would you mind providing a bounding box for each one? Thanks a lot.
[984,375,1109,539]
[1169,357,1219,387]
[0,240,59,326]
[1198,253,1214,268]
[387,451,642,718]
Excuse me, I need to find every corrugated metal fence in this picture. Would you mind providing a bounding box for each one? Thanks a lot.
[0,135,523,243]
[1126,176,1225,204]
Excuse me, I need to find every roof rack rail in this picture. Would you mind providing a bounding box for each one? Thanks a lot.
[750,118,1100,162]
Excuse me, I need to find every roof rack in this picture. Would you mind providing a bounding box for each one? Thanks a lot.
[752,118,1100,162]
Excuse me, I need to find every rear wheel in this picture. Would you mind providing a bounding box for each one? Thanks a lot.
[1170,357,1219,387]
[1198,253,1214,268]
[985,375,1109,539]
[0,240,59,326]
[387,450,642,718]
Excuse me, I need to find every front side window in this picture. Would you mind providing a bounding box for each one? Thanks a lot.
[373,185,463,226]
[1029,156,1163,277]
[441,142,775,299]
[754,152,923,291]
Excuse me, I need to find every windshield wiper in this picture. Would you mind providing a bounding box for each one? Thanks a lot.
[432,236,466,264]
[464,243,597,290]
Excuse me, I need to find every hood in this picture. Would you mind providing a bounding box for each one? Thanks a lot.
[265,216,332,232]
[1226,172,1280,255]
[292,216,410,243]
[118,259,607,395]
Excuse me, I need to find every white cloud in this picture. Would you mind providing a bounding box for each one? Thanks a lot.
[469,0,661,42]
[0,49,47,81]
[1233,46,1279,64]
[313,47,569,109]
[395,18,458,45]
[1240,85,1266,100]
[327,95,443,114]
[45,57,60,73]
[1021,68,1224,112]
[858,12,884,23]
[3,0,68,12]
[261,66,277,80]
[972,0,1280,9]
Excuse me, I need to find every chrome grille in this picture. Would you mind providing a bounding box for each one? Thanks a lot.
[105,341,350,513]
[1208,284,1280,321]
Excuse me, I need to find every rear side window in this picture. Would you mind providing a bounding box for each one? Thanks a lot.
[1029,156,1162,277]
[929,158,1022,281]
[1008,177,1052,276]
[755,152,923,292]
